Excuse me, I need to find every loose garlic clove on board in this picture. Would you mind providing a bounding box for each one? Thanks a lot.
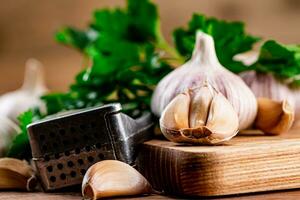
[255,98,294,135]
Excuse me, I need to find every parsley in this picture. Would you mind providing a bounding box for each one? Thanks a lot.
[42,0,173,118]
[251,40,300,86]
[6,109,42,159]
[173,14,260,73]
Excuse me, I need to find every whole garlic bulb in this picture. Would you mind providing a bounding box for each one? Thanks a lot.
[0,59,47,123]
[160,83,239,144]
[240,71,296,107]
[151,31,257,130]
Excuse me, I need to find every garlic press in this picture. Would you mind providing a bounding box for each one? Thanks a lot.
[27,103,153,191]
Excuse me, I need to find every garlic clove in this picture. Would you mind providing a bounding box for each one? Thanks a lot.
[205,93,239,142]
[82,160,152,200]
[189,84,213,128]
[255,98,294,135]
[160,83,239,145]
[0,158,37,191]
[159,93,190,131]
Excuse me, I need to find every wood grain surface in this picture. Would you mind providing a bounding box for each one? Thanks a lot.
[137,132,300,197]
[2,189,300,200]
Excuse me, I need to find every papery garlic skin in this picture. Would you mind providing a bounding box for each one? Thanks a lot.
[160,83,239,145]
[151,31,257,130]
[0,59,47,123]
[240,71,295,108]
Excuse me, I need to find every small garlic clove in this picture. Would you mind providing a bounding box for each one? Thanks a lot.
[82,160,152,200]
[160,83,239,145]
[205,93,239,142]
[255,98,294,135]
[160,93,190,131]
[189,84,214,128]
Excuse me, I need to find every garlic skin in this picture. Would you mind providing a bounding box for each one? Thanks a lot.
[255,98,294,135]
[292,90,300,127]
[240,71,295,108]
[234,51,259,66]
[0,117,20,157]
[82,160,151,200]
[160,83,239,145]
[0,59,47,123]
[151,31,257,130]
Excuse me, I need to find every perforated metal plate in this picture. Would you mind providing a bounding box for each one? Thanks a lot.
[28,103,153,191]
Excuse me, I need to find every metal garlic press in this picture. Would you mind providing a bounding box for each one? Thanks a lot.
[27,103,153,191]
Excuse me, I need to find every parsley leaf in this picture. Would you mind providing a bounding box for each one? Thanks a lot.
[43,0,173,118]
[6,109,42,159]
[173,14,260,73]
[251,40,300,86]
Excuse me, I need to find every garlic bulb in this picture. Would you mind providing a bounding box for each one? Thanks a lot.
[0,59,47,123]
[0,117,20,157]
[82,160,152,200]
[255,98,294,135]
[240,71,295,108]
[151,31,257,130]
[160,83,239,144]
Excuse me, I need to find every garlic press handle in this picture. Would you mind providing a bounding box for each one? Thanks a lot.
[106,112,154,165]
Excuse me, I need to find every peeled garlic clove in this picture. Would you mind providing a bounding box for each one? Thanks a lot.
[152,31,257,130]
[0,59,47,123]
[160,83,239,145]
[255,98,294,135]
[82,160,151,200]
[0,158,37,191]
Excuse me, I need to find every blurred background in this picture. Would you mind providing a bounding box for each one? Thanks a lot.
[0,0,299,94]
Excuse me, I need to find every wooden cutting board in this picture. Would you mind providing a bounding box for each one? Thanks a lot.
[137,131,300,197]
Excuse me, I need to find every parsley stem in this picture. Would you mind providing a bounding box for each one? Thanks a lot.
[155,22,185,65]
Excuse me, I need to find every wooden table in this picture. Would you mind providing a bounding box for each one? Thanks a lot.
[1,190,300,200]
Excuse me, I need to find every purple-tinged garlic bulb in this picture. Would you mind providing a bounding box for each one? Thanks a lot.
[240,71,295,108]
[151,31,257,130]
[160,83,239,144]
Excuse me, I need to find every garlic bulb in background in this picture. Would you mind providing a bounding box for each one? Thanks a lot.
[291,90,300,127]
[0,59,47,123]
[160,83,239,144]
[0,117,20,157]
[240,71,296,108]
[235,51,297,134]
[151,31,257,130]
